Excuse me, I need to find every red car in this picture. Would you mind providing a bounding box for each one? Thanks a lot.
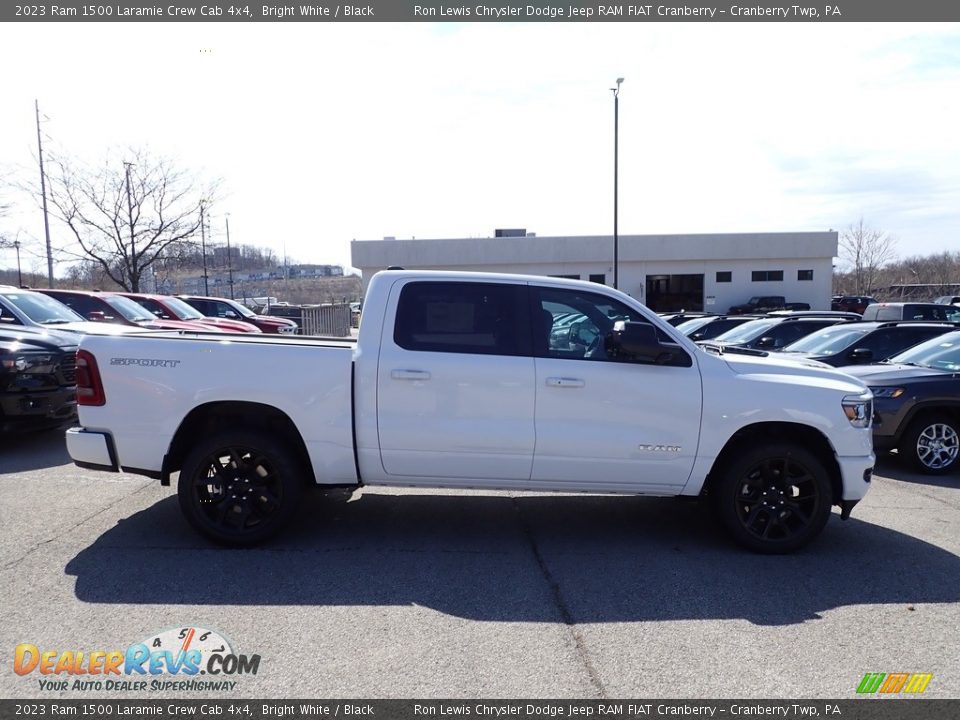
[38,289,222,333]
[830,295,877,314]
[121,293,261,333]
[178,295,299,334]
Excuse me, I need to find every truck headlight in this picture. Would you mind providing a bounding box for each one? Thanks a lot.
[842,393,873,428]
[871,387,905,399]
[0,353,57,374]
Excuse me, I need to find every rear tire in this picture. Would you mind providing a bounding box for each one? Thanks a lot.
[712,443,833,554]
[898,414,960,475]
[177,430,304,546]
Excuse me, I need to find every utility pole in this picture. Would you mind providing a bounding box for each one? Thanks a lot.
[35,100,54,287]
[611,77,623,290]
[200,201,209,295]
[13,239,23,287]
[123,162,137,290]
[225,214,235,300]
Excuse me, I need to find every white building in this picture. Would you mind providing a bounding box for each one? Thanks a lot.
[351,230,837,312]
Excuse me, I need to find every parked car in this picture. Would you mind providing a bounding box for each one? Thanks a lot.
[831,295,878,314]
[0,326,78,432]
[674,314,760,342]
[39,289,221,333]
[777,321,958,367]
[67,270,875,553]
[658,311,713,327]
[728,296,811,315]
[844,331,960,474]
[861,302,960,322]
[178,295,298,334]
[120,293,262,333]
[0,286,142,336]
[933,295,960,306]
[706,313,860,351]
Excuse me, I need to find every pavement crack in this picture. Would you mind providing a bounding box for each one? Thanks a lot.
[0,481,155,573]
[510,496,607,699]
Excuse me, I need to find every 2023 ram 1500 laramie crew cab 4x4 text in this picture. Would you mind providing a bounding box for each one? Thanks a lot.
[66,271,875,553]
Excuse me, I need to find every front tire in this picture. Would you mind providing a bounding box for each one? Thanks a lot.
[177,431,304,546]
[898,414,960,475]
[713,443,833,554]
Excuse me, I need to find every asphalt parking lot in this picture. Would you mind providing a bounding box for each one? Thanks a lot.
[1,429,958,700]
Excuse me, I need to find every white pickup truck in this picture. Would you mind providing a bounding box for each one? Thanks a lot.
[67,271,875,553]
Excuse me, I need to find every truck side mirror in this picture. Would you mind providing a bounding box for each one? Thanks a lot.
[848,347,874,362]
[755,336,776,348]
[606,321,674,364]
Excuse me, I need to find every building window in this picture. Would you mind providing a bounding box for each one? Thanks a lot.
[716,271,732,283]
[752,270,784,282]
[798,269,814,281]
[549,274,580,280]
[588,274,606,285]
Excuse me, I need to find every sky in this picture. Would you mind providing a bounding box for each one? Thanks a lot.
[1,21,959,277]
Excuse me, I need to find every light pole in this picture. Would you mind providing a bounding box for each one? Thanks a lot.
[35,100,54,287]
[611,77,623,290]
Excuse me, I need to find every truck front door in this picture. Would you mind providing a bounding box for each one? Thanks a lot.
[529,286,702,492]
[376,280,536,483]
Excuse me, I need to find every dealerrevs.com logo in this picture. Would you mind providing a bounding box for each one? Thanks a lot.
[14,626,260,692]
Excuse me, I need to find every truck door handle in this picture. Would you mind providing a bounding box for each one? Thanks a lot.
[391,369,431,381]
[546,377,585,388]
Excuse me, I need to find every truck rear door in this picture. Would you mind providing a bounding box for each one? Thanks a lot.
[375,279,536,482]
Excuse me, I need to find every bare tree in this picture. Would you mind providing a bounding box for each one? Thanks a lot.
[43,148,218,292]
[838,218,897,295]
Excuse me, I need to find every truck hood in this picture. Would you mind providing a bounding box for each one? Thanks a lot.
[840,363,953,382]
[0,325,77,348]
[716,351,869,392]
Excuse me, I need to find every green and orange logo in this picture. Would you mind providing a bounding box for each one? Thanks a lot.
[857,672,933,694]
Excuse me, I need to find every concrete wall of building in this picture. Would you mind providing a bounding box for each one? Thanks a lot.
[351,232,837,311]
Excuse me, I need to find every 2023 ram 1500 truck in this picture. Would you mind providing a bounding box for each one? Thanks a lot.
[66,271,875,553]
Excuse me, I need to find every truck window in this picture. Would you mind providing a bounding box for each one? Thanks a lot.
[394,281,530,357]
[532,286,675,362]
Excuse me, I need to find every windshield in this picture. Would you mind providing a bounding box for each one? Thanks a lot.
[103,295,156,322]
[163,297,206,320]
[225,300,256,318]
[675,317,715,334]
[1,291,85,324]
[888,332,960,371]
[781,325,871,354]
[712,319,777,343]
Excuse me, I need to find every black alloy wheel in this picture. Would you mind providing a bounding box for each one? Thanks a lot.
[714,443,833,553]
[178,431,303,546]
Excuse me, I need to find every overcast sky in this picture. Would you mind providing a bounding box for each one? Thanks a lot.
[1,21,958,276]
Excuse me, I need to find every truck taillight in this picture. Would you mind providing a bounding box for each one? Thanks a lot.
[76,349,106,406]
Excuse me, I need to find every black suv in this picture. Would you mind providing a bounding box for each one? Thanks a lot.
[844,330,960,474]
[777,321,958,367]
[706,313,860,350]
[0,326,78,432]
[674,314,761,342]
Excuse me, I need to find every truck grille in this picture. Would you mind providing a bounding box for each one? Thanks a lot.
[59,352,78,385]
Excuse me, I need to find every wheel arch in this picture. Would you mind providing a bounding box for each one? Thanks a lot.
[892,401,960,445]
[703,421,843,506]
[161,401,316,487]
